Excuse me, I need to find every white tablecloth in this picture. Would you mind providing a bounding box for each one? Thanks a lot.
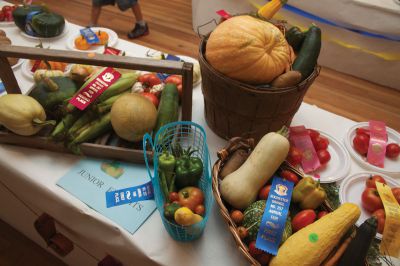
[0,2,399,265]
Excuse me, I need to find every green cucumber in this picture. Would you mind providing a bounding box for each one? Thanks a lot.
[292,25,321,81]
[153,83,179,136]
[285,26,307,52]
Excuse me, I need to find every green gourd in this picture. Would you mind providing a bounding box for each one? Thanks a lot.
[30,77,77,112]
[31,12,65,37]
[12,5,44,32]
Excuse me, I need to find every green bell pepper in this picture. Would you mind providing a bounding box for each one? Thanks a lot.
[175,154,203,189]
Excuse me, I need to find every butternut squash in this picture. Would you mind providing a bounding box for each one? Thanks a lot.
[269,203,361,266]
[219,128,290,210]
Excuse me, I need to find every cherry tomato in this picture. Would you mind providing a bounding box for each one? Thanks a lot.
[281,170,299,184]
[255,253,271,265]
[307,128,320,141]
[392,187,400,204]
[194,204,205,216]
[248,241,263,256]
[365,175,386,189]
[356,127,370,136]
[317,211,329,219]
[317,149,331,164]
[287,146,303,166]
[258,185,271,200]
[237,226,248,239]
[386,143,400,159]
[353,133,370,155]
[140,92,159,108]
[292,210,316,232]
[178,187,204,212]
[314,136,329,151]
[168,192,179,202]
[361,188,383,213]
[372,209,385,234]
[230,210,244,225]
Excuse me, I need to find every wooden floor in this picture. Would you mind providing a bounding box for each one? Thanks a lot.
[2,0,400,265]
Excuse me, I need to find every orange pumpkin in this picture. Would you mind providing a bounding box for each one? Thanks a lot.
[29,60,67,71]
[206,15,291,84]
[74,35,90,50]
[96,30,109,45]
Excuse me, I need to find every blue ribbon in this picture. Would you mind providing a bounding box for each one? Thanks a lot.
[80,28,100,44]
[282,3,400,42]
[106,181,154,208]
[256,177,294,255]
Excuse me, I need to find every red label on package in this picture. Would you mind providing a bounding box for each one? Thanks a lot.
[290,126,321,173]
[103,46,123,56]
[216,10,232,20]
[69,67,121,110]
[30,60,42,72]
[367,120,387,168]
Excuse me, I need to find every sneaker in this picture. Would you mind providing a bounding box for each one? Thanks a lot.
[127,22,149,39]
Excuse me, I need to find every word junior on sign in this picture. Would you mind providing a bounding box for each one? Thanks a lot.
[78,169,104,188]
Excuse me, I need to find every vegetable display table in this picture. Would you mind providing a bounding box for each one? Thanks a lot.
[0,1,399,265]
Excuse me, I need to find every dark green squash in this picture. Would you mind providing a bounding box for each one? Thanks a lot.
[30,77,77,112]
[12,5,44,32]
[31,12,65,37]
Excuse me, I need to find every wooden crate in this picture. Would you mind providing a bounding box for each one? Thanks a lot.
[0,45,193,164]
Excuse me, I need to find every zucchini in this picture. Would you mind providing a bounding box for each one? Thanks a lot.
[292,25,321,81]
[337,217,377,266]
[285,26,307,52]
[153,83,179,136]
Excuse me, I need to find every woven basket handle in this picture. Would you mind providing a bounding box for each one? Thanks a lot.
[217,137,255,161]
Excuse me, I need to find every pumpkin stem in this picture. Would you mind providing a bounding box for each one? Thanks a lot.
[44,60,52,70]
[277,126,289,138]
[32,118,56,127]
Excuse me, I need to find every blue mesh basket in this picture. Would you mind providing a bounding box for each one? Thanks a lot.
[143,121,213,242]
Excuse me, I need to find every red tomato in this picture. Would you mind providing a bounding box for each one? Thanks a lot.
[307,129,320,141]
[314,136,329,151]
[255,253,271,265]
[138,73,161,87]
[140,92,159,108]
[168,192,179,202]
[230,210,244,225]
[287,146,303,166]
[356,127,370,136]
[372,209,385,234]
[1,6,12,13]
[386,143,400,159]
[148,75,161,87]
[361,188,383,213]
[365,175,386,189]
[178,186,204,212]
[248,241,263,256]
[317,149,331,164]
[292,210,317,232]
[317,211,329,219]
[392,187,400,204]
[258,185,271,200]
[194,204,205,216]
[165,75,183,98]
[237,226,248,239]
[0,11,4,22]
[281,170,299,184]
[353,133,370,155]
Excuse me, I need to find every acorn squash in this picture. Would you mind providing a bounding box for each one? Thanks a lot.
[12,5,44,32]
[205,15,291,84]
[31,12,65,38]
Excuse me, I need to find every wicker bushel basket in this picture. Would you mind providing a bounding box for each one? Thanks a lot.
[212,137,367,266]
[199,38,320,142]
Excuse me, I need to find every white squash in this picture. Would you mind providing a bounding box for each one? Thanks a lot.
[220,128,290,210]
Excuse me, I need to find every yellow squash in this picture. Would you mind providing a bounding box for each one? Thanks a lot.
[269,203,361,266]
[0,94,54,136]
[174,207,203,226]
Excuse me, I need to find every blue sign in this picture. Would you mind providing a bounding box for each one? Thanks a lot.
[106,181,154,208]
[80,28,100,44]
[256,177,294,255]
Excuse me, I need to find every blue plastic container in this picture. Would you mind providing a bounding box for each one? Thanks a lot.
[143,121,213,242]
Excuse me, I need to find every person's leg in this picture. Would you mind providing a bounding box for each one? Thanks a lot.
[116,0,149,39]
[90,5,102,27]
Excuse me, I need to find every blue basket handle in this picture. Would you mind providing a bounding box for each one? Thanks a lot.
[143,133,155,180]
